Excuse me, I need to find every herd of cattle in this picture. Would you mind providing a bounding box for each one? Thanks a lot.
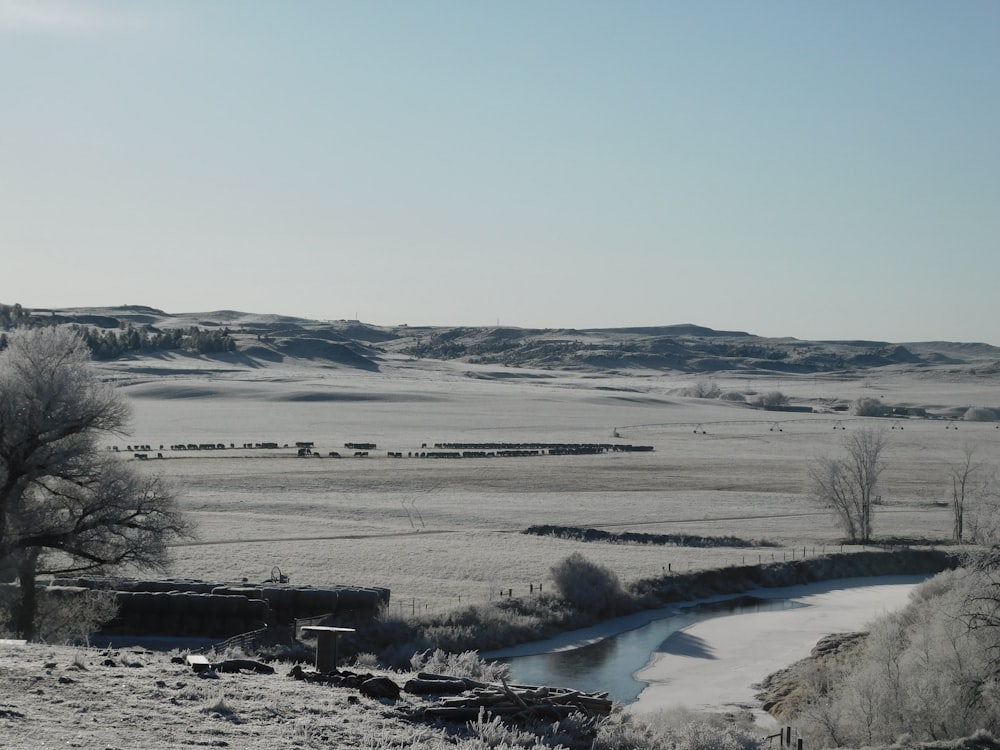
[114,440,654,460]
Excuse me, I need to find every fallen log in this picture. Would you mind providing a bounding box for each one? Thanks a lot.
[404,677,469,695]
[416,671,489,690]
[214,659,275,675]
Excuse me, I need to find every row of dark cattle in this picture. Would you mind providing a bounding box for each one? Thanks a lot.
[433,442,655,452]
[118,440,653,458]
[387,448,623,459]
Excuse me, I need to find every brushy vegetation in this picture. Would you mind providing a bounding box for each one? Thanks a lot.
[963,407,997,422]
[772,561,1000,748]
[755,391,790,408]
[683,379,722,399]
[853,396,887,417]
[0,584,118,644]
[1,550,978,749]
[525,525,779,549]
[550,552,627,616]
[410,648,511,683]
[343,549,960,670]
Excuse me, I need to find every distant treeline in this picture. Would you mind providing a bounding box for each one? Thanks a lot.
[524,524,779,548]
[71,324,237,359]
[0,303,237,359]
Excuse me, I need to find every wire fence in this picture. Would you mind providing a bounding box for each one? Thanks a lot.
[385,543,888,620]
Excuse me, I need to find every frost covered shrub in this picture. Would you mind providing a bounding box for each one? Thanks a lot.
[20,588,118,644]
[968,500,1000,545]
[719,391,746,402]
[467,710,602,749]
[798,569,1000,748]
[963,407,997,422]
[683,379,722,399]
[636,710,760,750]
[410,649,509,683]
[755,391,788,408]
[550,553,625,615]
[853,396,886,417]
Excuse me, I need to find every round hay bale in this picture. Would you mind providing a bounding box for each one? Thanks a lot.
[205,616,228,638]
[190,593,214,615]
[297,589,329,617]
[160,612,181,637]
[139,611,161,633]
[211,595,240,616]
[131,592,154,614]
[336,587,380,611]
[165,591,186,613]
[225,587,263,600]
[177,613,202,636]
[246,599,271,623]
[267,588,300,622]
[262,587,292,611]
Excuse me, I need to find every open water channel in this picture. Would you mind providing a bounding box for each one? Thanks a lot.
[484,576,927,708]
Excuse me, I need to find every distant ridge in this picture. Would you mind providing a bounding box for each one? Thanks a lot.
[3,303,1000,376]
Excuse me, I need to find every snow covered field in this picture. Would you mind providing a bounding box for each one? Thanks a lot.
[95,351,996,615]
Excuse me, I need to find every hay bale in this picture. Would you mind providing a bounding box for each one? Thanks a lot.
[214,595,242,616]
[159,612,181,636]
[204,616,229,639]
[146,592,170,613]
[177,613,202,636]
[131,592,154,613]
[139,611,161,633]
[297,589,335,617]
[247,599,271,624]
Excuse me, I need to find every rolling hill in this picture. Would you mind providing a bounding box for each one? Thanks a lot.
[5,303,1000,377]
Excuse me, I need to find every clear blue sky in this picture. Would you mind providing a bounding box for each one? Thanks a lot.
[2,1,998,343]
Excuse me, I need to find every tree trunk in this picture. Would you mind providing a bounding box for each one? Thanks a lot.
[15,549,40,640]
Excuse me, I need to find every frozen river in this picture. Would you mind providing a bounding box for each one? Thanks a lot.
[485,575,927,722]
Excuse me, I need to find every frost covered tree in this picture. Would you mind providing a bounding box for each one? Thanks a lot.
[809,428,886,543]
[0,327,192,639]
[798,568,1000,746]
[949,443,978,543]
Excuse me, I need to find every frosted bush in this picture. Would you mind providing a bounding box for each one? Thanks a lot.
[963,406,997,422]
[683,379,722,399]
[550,553,625,615]
[798,569,1000,747]
[410,648,510,683]
[853,396,886,416]
[756,391,789,408]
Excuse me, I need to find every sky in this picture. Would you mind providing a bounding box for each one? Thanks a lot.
[2,1,998,344]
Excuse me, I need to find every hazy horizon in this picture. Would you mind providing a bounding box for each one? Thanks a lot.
[3,1,998,345]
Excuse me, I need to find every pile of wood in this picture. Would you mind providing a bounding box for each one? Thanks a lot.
[406,672,612,721]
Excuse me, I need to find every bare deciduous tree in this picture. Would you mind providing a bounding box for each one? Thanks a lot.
[683,378,721,399]
[949,443,979,543]
[852,397,886,417]
[756,391,789,408]
[809,428,887,543]
[0,326,193,639]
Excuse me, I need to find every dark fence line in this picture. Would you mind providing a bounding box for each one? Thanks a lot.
[194,626,269,656]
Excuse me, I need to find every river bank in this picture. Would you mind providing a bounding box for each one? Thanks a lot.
[484,575,927,724]
[626,575,925,723]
